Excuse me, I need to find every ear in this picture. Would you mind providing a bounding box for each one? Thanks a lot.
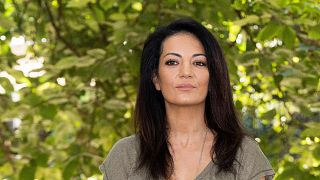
[152,73,161,91]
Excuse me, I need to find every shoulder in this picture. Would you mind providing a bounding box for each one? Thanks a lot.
[105,135,139,163]
[111,135,139,152]
[236,135,275,179]
[99,135,140,179]
[239,136,260,152]
[237,136,269,161]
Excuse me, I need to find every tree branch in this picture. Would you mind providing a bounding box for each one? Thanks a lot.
[87,2,108,44]
[296,32,320,48]
[57,0,64,20]
[43,1,81,56]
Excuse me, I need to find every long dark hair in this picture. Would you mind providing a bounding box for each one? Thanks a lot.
[134,18,244,179]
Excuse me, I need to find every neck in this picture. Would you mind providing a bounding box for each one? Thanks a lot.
[165,102,207,135]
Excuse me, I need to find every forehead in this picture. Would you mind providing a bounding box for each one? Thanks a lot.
[160,32,205,54]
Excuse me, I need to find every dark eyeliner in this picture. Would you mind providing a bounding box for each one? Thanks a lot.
[194,61,207,66]
[165,59,178,65]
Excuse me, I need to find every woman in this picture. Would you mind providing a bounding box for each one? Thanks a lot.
[100,18,275,180]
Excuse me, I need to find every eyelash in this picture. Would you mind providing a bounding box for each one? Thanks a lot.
[165,60,178,65]
[193,61,207,66]
[165,60,207,67]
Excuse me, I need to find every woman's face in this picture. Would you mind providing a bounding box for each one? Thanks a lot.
[153,33,209,106]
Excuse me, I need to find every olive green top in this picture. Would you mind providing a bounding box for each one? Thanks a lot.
[99,135,275,180]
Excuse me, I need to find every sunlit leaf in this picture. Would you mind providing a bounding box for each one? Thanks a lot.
[313,146,320,160]
[87,48,106,59]
[55,56,78,69]
[93,6,105,22]
[232,15,259,26]
[0,14,15,29]
[301,128,320,137]
[0,78,13,92]
[308,25,320,40]
[105,99,127,110]
[66,0,95,8]
[261,109,276,119]
[257,23,281,41]
[75,57,97,68]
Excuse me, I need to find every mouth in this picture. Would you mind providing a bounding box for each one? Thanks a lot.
[175,84,195,90]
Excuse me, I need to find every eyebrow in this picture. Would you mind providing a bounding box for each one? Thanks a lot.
[163,52,206,58]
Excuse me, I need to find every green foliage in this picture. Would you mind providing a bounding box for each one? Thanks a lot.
[0,0,319,179]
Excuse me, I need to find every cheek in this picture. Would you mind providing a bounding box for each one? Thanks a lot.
[158,69,175,88]
[198,71,210,87]
[158,76,173,90]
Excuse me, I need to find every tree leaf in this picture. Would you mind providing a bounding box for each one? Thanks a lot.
[105,99,127,110]
[0,77,14,92]
[19,161,36,180]
[237,51,260,65]
[109,13,126,21]
[313,146,320,160]
[24,93,42,106]
[308,25,320,40]
[87,48,106,59]
[301,128,320,137]
[261,109,276,119]
[281,26,296,48]
[0,14,15,29]
[35,152,49,167]
[304,122,320,129]
[39,104,57,119]
[274,74,283,86]
[257,23,281,41]
[93,6,105,22]
[75,57,97,68]
[258,58,272,74]
[55,56,78,69]
[99,0,117,11]
[86,18,99,32]
[232,15,259,26]
[66,0,95,8]
[63,159,78,180]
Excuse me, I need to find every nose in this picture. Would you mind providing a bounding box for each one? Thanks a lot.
[179,62,193,78]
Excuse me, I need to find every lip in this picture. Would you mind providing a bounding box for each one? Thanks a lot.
[175,83,195,90]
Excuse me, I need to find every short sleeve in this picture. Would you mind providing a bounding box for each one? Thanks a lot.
[99,136,136,180]
[237,137,275,180]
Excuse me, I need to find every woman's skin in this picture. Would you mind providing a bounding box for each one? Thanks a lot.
[153,33,266,180]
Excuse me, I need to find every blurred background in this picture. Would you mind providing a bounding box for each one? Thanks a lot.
[0,0,319,179]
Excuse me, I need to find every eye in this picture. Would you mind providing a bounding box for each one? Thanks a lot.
[193,61,207,67]
[165,59,178,65]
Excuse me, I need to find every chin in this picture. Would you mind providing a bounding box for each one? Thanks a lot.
[166,98,206,106]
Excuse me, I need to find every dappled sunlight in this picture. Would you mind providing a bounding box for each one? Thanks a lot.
[56,77,66,86]
[9,36,27,56]
[13,54,46,78]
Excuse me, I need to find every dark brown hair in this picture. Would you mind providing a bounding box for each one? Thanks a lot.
[134,18,244,179]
